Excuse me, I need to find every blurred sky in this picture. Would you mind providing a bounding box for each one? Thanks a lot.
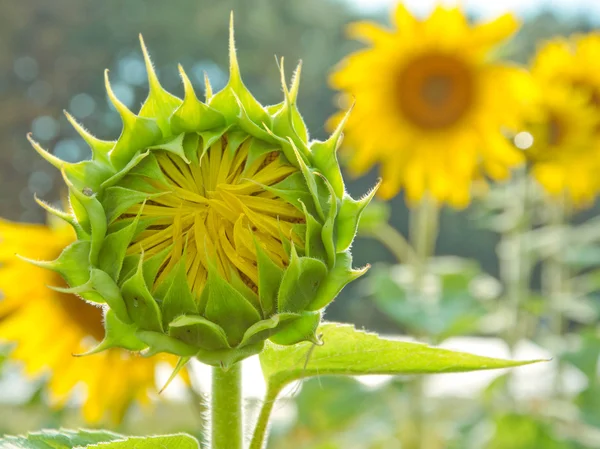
[344,0,600,19]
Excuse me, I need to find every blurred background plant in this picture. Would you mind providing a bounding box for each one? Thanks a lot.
[1,0,600,448]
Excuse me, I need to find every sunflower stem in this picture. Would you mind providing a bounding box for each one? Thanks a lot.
[366,222,418,265]
[249,387,279,449]
[211,363,243,449]
[502,169,532,354]
[406,195,439,449]
[543,195,568,398]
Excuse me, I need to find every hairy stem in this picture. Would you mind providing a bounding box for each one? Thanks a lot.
[249,387,279,449]
[211,363,243,449]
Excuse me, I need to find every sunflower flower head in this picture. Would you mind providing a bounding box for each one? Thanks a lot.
[27,17,374,369]
[0,217,162,423]
[523,36,600,205]
[330,5,533,207]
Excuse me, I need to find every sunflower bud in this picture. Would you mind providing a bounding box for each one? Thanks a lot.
[28,17,376,368]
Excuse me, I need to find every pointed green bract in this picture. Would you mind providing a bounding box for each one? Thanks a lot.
[28,19,373,366]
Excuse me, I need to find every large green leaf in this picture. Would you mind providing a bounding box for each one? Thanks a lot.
[0,429,122,448]
[260,322,542,392]
[84,434,200,448]
[0,429,201,449]
[250,323,543,449]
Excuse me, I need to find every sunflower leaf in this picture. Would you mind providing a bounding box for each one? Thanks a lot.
[0,428,122,448]
[260,323,545,394]
[82,433,200,448]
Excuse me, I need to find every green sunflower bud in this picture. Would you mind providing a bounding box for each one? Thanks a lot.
[28,16,376,368]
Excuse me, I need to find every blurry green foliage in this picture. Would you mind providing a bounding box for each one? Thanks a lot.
[367,258,488,342]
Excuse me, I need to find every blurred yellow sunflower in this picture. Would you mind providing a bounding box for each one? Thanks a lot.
[523,37,600,205]
[0,214,179,423]
[330,5,531,206]
[523,83,599,204]
[532,33,600,111]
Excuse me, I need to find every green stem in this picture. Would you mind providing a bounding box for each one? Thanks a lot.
[367,222,418,265]
[249,387,279,449]
[406,195,439,449]
[502,169,532,353]
[211,363,243,449]
[544,196,568,397]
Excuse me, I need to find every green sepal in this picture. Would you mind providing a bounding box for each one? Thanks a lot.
[182,132,201,165]
[160,259,198,326]
[101,150,150,190]
[126,152,169,186]
[148,133,190,163]
[20,240,100,300]
[229,270,262,314]
[105,70,162,170]
[318,173,338,268]
[137,330,198,357]
[270,311,321,346]
[336,184,379,253]
[142,245,172,288]
[267,172,318,217]
[102,187,162,224]
[121,255,164,332]
[138,35,183,136]
[34,195,88,241]
[255,239,284,317]
[225,130,250,158]
[198,126,231,161]
[64,110,115,167]
[196,341,265,369]
[170,65,226,135]
[277,246,328,313]
[246,138,279,168]
[271,60,310,157]
[308,251,368,311]
[289,139,325,220]
[76,309,145,356]
[204,262,262,346]
[231,92,278,144]
[159,356,191,394]
[239,313,297,347]
[309,106,350,199]
[208,18,271,128]
[63,160,114,192]
[64,176,107,266]
[300,200,327,261]
[27,133,67,172]
[169,315,230,351]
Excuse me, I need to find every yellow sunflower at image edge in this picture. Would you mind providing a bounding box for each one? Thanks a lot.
[0,218,165,423]
[329,4,533,206]
[524,38,600,205]
[26,17,375,370]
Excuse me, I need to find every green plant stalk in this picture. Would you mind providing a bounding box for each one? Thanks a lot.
[543,196,568,397]
[502,169,532,354]
[366,222,418,265]
[407,195,439,449]
[211,363,243,449]
[249,387,279,449]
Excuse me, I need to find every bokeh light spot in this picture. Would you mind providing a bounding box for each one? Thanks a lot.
[31,116,59,141]
[14,56,39,82]
[27,170,54,196]
[69,93,96,118]
[514,131,534,150]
